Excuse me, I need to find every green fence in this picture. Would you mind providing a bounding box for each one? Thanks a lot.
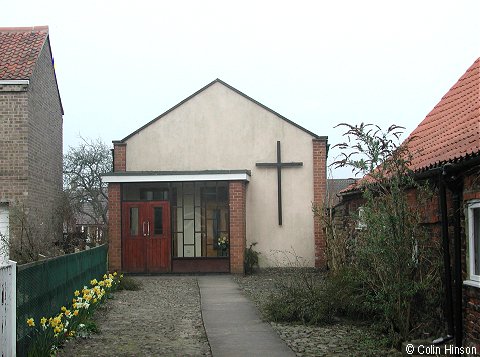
[16,244,108,356]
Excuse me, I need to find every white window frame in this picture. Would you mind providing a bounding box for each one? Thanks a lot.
[356,206,367,230]
[465,200,480,288]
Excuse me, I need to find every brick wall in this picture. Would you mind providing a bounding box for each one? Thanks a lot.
[462,173,480,349]
[113,142,126,172]
[108,183,122,271]
[313,138,328,268]
[26,38,63,228]
[335,173,480,348]
[229,181,246,274]
[0,88,29,207]
[0,37,63,249]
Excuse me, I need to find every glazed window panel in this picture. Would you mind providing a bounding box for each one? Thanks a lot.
[154,207,163,235]
[172,182,229,258]
[130,207,139,237]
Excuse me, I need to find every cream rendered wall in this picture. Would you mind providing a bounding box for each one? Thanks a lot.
[125,82,316,266]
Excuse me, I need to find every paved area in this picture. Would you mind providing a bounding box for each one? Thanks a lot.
[198,275,295,357]
[59,276,211,356]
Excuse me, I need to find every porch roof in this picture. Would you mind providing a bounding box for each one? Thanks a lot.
[102,170,251,183]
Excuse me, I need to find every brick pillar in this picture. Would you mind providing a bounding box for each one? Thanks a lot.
[229,181,247,274]
[108,183,122,271]
[113,142,126,172]
[109,141,125,271]
[313,138,328,268]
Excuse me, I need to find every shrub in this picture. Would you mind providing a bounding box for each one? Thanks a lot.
[244,242,260,275]
[116,275,142,291]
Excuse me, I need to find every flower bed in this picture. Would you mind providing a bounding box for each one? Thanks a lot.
[25,272,122,356]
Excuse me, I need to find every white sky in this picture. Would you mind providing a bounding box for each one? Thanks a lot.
[2,0,479,178]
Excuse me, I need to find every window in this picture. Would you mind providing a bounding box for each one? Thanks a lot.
[467,200,480,286]
[172,182,229,258]
[356,206,367,230]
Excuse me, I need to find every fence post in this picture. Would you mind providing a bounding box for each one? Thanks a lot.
[0,260,16,357]
[10,260,17,357]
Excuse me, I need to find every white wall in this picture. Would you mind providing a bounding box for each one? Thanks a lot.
[125,82,317,266]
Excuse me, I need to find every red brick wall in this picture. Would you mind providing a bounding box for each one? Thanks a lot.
[229,181,246,274]
[113,142,126,172]
[336,173,480,348]
[108,183,122,271]
[463,173,480,349]
[313,138,328,268]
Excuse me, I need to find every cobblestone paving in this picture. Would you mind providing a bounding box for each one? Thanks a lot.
[233,269,403,357]
[59,271,403,357]
[58,276,211,357]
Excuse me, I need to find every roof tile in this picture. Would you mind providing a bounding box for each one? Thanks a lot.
[407,57,480,172]
[0,26,49,80]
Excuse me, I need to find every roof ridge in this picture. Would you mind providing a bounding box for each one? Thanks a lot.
[0,26,49,33]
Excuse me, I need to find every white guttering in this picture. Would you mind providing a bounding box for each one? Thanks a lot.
[102,172,251,183]
[0,80,30,85]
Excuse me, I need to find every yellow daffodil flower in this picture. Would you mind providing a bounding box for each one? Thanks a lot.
[26,318,35,327]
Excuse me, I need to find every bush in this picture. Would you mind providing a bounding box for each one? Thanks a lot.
[244,242,260,275]
[116,275,142,291]
[264,267,374,325]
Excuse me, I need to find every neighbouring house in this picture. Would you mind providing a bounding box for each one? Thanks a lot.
[326,178,357,209]
[0,26,64,262]
[103,79,328,274]
[335,57,480,349]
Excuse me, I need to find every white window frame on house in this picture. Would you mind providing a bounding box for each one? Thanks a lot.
[465,200,480,288]
[356,206,367,230]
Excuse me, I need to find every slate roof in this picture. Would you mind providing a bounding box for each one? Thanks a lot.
[407,57,480,172]
[326,178,357,207]
[0,26,49,80]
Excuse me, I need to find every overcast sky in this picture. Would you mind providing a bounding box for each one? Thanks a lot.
[2,1,479,178]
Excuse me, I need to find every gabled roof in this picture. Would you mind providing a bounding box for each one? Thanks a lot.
[0,26,49,80]
[326,178,357,207]
[407,57,480,172]
[340,57,480,195]
[117,79,324,142]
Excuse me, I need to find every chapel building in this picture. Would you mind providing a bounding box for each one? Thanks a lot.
[103,79,327,274]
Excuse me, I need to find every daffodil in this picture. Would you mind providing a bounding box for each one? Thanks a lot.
[73,310,79,316]
[61,306,67,312]
[74,290,80,297]
[26,318,35,327]
[90,278,98,286]
[40,317,47,326]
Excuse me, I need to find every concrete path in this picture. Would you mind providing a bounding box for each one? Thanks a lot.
[198,275,296,357]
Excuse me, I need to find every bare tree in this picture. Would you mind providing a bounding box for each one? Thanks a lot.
[63,137,112,235]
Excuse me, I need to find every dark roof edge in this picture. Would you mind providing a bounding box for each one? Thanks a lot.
[118,78,322,142]
[44,35,64,115]
[102,169,252,177]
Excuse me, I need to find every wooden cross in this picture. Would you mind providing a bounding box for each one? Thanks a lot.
[256,141,303,225]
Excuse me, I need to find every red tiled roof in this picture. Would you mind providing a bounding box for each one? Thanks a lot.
[407,57,480,172]
[0,26,49,80]
[340,57,480,194]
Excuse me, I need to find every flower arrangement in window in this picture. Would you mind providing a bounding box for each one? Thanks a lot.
[217,234,229,251]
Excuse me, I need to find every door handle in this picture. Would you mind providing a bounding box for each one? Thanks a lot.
[147,221,150,236]
[142,221,147,237]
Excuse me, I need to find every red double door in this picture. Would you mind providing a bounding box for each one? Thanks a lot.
[122,201,171,273]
